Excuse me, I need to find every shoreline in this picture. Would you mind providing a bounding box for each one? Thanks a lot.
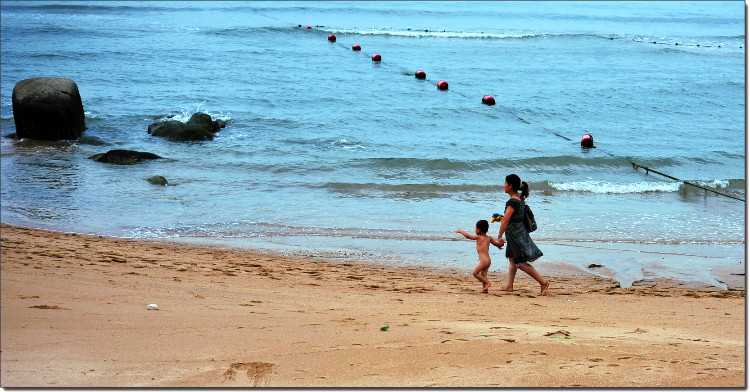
[113,234,749,291]
[16,220,742,291]
[0,224,745,387]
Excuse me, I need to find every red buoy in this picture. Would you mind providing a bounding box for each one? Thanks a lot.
[482,95,496,105]
[437,80,448,90]
[415,70,426,79]
[352,44,361,51]
[328,34,336,42]
[306,26,312,29]
[372,53,381,62]
[581,134,594,148]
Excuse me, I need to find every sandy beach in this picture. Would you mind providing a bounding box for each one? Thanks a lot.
[0,223,744,387]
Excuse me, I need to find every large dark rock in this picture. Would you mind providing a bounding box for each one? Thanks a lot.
[12,77,86,140]
[148,112,226,142]
[89,149,163,165]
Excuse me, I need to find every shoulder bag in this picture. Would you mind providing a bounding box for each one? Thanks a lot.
[523,200,537,233]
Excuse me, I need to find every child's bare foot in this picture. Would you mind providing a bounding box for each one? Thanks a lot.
[483,281,492,292]
[540,280,550,295]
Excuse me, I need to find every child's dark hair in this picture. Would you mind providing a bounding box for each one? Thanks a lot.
[476,219,489,234]
[505,174,530,200]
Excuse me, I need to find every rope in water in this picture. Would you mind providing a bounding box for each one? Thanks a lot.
[629,162,745,202]
[253,16,746,202]
[325,31,745,202]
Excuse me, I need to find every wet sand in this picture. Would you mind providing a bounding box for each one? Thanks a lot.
[0,224,744,387]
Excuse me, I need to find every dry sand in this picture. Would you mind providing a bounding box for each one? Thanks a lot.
[0,224,744,387]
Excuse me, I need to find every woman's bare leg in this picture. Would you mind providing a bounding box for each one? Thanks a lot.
[499,259,517,291]
[517,264,550,295]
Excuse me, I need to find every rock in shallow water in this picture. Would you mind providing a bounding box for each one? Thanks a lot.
[89,149,163,165]
[148,112,226,142]
[147,175,168,186]
[12,77,86,140]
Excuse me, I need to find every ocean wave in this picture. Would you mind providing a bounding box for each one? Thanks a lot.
[219,155,693,179]
[653,46,741,57]
[29,53,75,59]
[351,157,473,171]
[201,25,301,37]
[311,27,745,54]
[712,35,745,40]
[691,179,729,189]
[3,3,177,13]
[200,24,732,46]
[547,178,745,194]
[684,178,746,194]
[712,150,745,159]
[320,28,591,40]
[9,25,109,38]
[548,180,682,194]
[283,137,367,151]
[349,156,677,171]
[243,117,300,129]
[318,182,501,200]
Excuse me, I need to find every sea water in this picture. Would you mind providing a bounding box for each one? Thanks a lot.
[1,1,745,288]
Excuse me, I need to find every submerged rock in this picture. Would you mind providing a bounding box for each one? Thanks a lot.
[147,175,168,186]
[12,77,86,140]
[89,149,163,165]
[77,135,109,146]
[148,112,226,142]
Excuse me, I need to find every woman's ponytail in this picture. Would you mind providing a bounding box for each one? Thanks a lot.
[506,174,530,199]
[520,181,530,200]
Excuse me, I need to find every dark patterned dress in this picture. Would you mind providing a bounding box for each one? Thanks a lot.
[504,198,543,265]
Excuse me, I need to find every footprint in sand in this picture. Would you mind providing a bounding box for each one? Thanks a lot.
[29,305,68,310]
[544,330,571,338]
[223,362,276,386]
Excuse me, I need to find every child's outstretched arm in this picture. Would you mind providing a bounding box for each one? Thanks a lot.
[489,236,504,250]
[456,229,478,240]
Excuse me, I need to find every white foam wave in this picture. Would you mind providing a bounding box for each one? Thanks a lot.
[161,101,232,123]
[332,139,365,150]
[693,179,730,188]
[549,180,682,194]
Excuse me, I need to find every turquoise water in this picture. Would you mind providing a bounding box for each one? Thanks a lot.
[0,1,745,288]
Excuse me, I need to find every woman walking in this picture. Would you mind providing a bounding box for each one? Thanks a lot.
[496,174,550,295]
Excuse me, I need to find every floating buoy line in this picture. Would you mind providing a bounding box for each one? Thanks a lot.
[322,30,744,202]
[630,37,742,49]
[289,24,744,202]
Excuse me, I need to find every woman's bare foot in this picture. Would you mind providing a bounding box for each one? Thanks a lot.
[498,286,513,292]
[540,280,550,295]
